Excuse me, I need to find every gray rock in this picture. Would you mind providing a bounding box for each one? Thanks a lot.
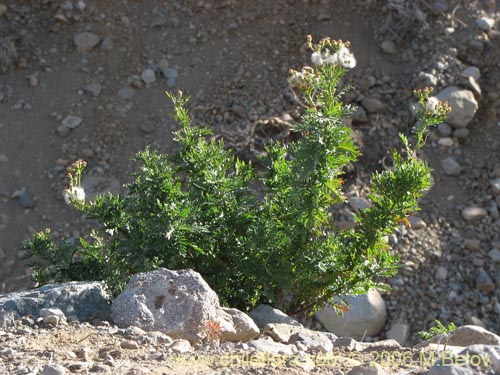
[491,178,500,196]
[163,67,178,79]
[476,17,495,31]
[248,304,302,329]
[426,365,474,375]
[315,290,386,340]
[117,87,136,101]
[247,339,294,355]
[111,268,258,344]
[438,123,452,136]
[488,248,500,262]
[436,87,478,128]
[435,266,448,281]
[61,115,82,129]
[386,322,410,346]
[81,175,120,201]
[219,307,259,343]
[476,269,495,293]
[349,196,371,212]
[361,97,386,114]
[141,68,156,84]
[461,206,487,222]
[263,323,333,352]
[454,128,470,139]
[0,4,7,17]
[380,40,397,55]
[441,157,462,176]
[82,83,102,97]
[462,66,480,80]
[73,32,101,52]
[0,282,111,326]
[415,326,500,348]
[0,212,9,230]
[349,364,388,375]
[351,106,368,124]
[408,215,426,230]
[56,125,70,137]
[18,190,35,208]
[415,71,438,88]
[427,344,499,375]
[42,364,67,375]
[332,336,364,351]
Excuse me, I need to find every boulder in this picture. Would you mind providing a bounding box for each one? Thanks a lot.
[315,289,386,340]
[436,87,478,128]
[111,268,258,344]
[0,281,111,327]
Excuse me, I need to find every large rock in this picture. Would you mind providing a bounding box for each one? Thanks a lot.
[436,87,478,128]
[262,323,335,352]
[426,344,499,375]
[315,290,386,340]
[248,304,302,328]
[0,281,111,327]
[415,325,500,349]
[111,268,258,344]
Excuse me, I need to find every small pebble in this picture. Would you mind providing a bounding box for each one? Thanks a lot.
[476,17,495,31]
[462,206,488,222]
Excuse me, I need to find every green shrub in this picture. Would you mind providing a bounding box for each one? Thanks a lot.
[22,36,448,314]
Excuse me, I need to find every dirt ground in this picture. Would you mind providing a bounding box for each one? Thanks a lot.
[1,0,500,373]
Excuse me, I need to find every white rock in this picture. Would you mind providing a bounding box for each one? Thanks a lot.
[386,322,410,346]
[461,206,487,222]
[247,339,294,355]
[42,364,66,375]
[315,290,386,340]
[476,17,495,31]
[438,137,454,147]
[436,87,478,128]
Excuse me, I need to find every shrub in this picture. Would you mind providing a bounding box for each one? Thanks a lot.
[22,36,448,315]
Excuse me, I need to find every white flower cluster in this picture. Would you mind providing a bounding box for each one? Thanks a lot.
[311,46,357,69]
[64,186,86,205]
[425,96,439,114]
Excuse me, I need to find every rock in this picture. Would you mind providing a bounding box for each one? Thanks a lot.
[351,106,368,124]
[219,307,259,343]
[415,71,438,88]
[467,316,487,329]
[73,32,101,52]
[349,364,388,375]
[437,123,452,136]
[408,215,426,229]
[332,336,364,351]
[61,115,83,130]
[141,68,156,84]
[453,128,470,139]
[476,269,495,293]
[349,196,371,212]
[82,83,102,97]
[40,307,66,326]
[416,326,500,349]
[247,339,294,355]
[263,323,334,352]
[0,4,7,17]
[0,213,8,230]
[169,338,192,353]
[0,281,111,327]
[101,36,114,51]
[436,87,478,128]
[111,268,258,344]
[462,66,480,80]
[438,137,454,147]
[476,17,495,31]
[490,178,500,196]
[81,175,120,201]
[42,364,67,375]
[163,67,178,79]
[464,239,481,251]
[18,190,35,208]
[427,345,499,375]
[380,40,397,55]
[386,322,410,346]
[488,248,500,262]
[441,157,462,176]
[315,290,386,340]
[361,97,386,114]
[248,304,302,329]
[461,206,487,222]
[120,339,140,349]
[56,125,70,137]
[435,266,448,280]
[117,87,136,101]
